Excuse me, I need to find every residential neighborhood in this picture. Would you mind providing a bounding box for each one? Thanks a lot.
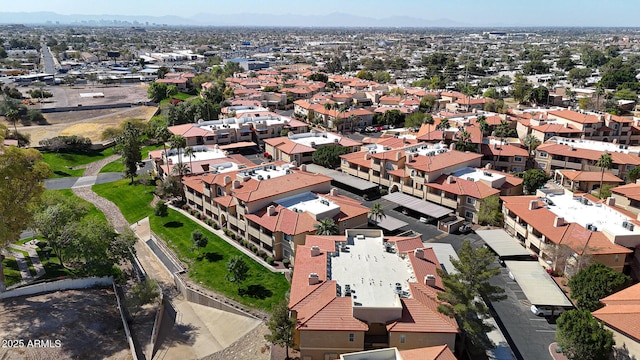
[3,3,640,360]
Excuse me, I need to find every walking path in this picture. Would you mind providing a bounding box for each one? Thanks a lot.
[10,243,46,278]
[3,250,32,282]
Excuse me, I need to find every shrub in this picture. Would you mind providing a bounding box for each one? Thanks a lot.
[213,222,219,229]
[230,233,236,240]
[258,250,267,258]
[154,201,168,217]
[266,257,275,265]
[283,258,291,268]
[39,135,92,151]
[194,212,200,219]
[182,204,190,210]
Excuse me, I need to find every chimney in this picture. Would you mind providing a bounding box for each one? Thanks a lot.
[224,175,232,185]
[564,122,569,128]
[396,151,402,161]
[425,274,436,287]
[449,142,456,150]
[300,164,307,172]
[232,179,241,189]
[308,273,320,285]
[529,199,538,210]
[267,205,276,216]
[310,246,320,257]
[364,152,371,160]
[606,197,616,207]
[414,248,425,259]
[554,216,564,227]
[330,188,339,196]
[446,175,455,184]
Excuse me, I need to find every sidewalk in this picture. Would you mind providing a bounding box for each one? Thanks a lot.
[11,242,46,278]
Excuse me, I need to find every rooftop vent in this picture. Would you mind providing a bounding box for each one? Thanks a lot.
[308,273,320,285]
[425,274,436,287]
[414,248,425,259]
[310,246,320,257]
[356,234,365,240]
[529,199,538,210]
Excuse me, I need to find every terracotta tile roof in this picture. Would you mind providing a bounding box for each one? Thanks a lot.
[233,171,332,203]
[593,285,640,342]
[537,143,640,166]
[612,183,640,202]
[548,110,601,124]
[386,298,458,333]
[289,245,331,307]
[409,282,458,330]
[376,137,419,149]
[340,151,372,169]
[387,237,424,253]
[407,150,483,174]
[213,195,236,208]
[429,174,500,199]
[407,248,445,290]
[400,345,456,360]
[300,297,369,331]
[182,175,204,193]
[481,143,530,157]
[557,170,623,183]
[501,196,632,256]
[530,123,583,134]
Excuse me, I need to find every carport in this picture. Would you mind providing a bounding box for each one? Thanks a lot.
[504,261,573,307]
[218,141,257,150]
[382,192,452,220]
[370,216,408,232]
[305,164,378,193]
[476,229,535,260]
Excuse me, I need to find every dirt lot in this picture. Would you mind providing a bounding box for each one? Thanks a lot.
[0,288,131,360]
[9,106,158,146]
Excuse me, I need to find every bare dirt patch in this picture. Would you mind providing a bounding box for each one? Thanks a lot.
[10,106,158,145]
[0,288,131,360]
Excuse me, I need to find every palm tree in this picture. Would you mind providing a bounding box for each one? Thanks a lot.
[595,152,613,198]
[314,218,338,235]
[5,108,19,143]
[524,134,541,155]
[424,114,435,140]
[169,134,187,178]
[368,203,386,225]
[455,130,474,152]
[436,117,450,131]
[477,115,488,135]
[184,146,195,174]
[171,163,191,177]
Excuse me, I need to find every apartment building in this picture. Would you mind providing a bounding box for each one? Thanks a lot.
[168,112,307,147]
[289,229,458,360]
[293,99,374,131]
[149,144,255,178]
[264,131,362,164]
[611,183,640,215]
[553,169,624,193]
[501,191,635,275]
[182,163,369,260]
[534,137,640,179]
[339,346,456,360]
[592,283,640,359]
[480,139,529,173]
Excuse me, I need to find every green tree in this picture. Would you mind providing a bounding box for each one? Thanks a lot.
[419,95,437,112]
[0,146,51,291]
[147,82,169,103]
[170,134,187,178]
[368,203,386,225]
[265,297,296,360]
[191,229,209,254]
[404,111,425,129]
[523,169,550,194]
[568,263,631,312]
[157,66,170,79]
[595,152,613,197]
[307,73,328,83]
[166,84,178,98]
[356,70,373,81]
[311,145,349,169]
[436,117,450,131]
[125,279,161,321]
[314,218,338,235]
[154,201,168,217]
[627,166,640,183]
[437,240,506,351]
[556,309,614,360]
[493,120,516,138]
[523,134,541,155]
[156,176,183,201]
[455,130,475,152]
[477,195,503,227]
[116,121,143,184]
[184,146,195,174]
[226,255,250,290]
[567,68,592,87]
[33,194,90,267]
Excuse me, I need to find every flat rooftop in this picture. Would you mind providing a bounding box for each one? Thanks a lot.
[288,132,343,147]
[275,192,340,218]
[331,233,413,308]
[552,137,639,154]
[544,192,634,237]
[165,145,228,164]
[453,167,506,184]
[236,163,293,181]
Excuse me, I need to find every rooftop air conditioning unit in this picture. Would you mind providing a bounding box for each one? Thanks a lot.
[356,234,365,240]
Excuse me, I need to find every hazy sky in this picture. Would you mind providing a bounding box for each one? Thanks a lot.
[3,0,640,26]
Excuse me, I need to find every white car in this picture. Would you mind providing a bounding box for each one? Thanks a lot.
[531,304,568,317]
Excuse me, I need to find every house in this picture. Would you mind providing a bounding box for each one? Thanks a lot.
[149,144,255,178]
[289,229,458,360]
[553,169,624,193]
[339,345,456,360]
[501,191,635,275]
[182,163,369,260]
[592,283,640,359]
[264,131,361,165]
[480,139,529,173]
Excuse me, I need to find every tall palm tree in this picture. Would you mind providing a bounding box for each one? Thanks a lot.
[184,146,195,174]
[369,203,386,225]
[596,152,613,198]
[436,117,450,131]
[477,115,488,135]
[314,218,338,235]
[169,134,187,178]
[424,114,435,140]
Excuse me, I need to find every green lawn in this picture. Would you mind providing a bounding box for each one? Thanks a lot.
[42,147,117,178]
[2,258,23,287]
[93,178,290,311]
[99,144,164,174]
[51,189,109,224]
[159,92,195,106]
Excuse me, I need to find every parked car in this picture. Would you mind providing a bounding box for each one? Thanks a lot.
[530,305,569,317]
[458,222,472,234]
[364,126,375,133]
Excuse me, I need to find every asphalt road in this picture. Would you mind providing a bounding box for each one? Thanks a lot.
[41,43,57,74]
[489,264,558,360]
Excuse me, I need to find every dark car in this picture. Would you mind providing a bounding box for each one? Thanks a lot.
[459,222,472,234]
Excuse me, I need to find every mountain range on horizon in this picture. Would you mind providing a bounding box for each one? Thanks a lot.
[0,11,481,28]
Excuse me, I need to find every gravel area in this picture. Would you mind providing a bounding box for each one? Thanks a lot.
[72,186,129,233]
[76,154,121,175]
[201,323,271,360]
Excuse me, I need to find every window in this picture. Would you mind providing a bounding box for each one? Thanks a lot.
[400,334,406,344]
[465,211,474,219]
[539,163,547,169]
[348,333,355,342]
[514,156,524,162]
[466,197,476,205]
[538,151,548,158]
[512,167,522,172]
